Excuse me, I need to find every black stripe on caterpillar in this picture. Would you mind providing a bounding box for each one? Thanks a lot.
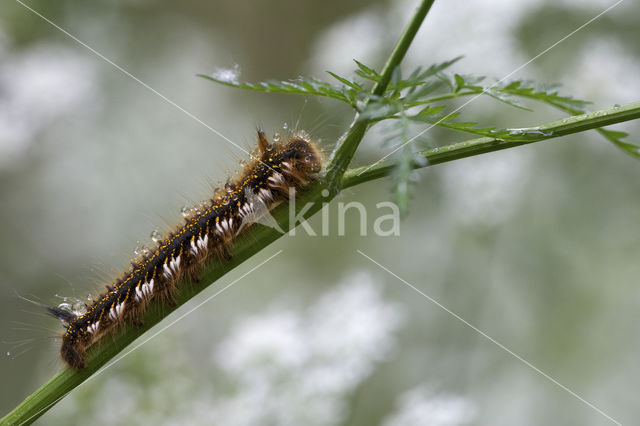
[47,130,323,369]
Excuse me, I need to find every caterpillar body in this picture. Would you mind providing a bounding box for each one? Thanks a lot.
[47,131,323,369]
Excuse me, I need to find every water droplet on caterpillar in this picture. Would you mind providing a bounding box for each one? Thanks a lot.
[297,130,310,140]
[57,302,72,311]
[273,132,281,142]
[134,241,151,256]
[180,206,193,218]
[57,299,87,317]
[150,229,162,244]
[72,301,87,316]
[283,122,289,130]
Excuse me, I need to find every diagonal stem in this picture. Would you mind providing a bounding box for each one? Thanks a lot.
[325,0,437,189]
[342,101,640,188]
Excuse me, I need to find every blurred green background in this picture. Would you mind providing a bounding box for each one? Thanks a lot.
[1,0,639,424]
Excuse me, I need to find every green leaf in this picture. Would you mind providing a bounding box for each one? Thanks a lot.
[388,57,464,93]
[484,88,533,111]
[387,117,416,217]
[354,60,381,82]
[597,128,640,159]
[493,79,590,112]
[199,73,357,106]
[454,73,465,93]
[358,100,402,121]
[393,145,412,216]
[327,71,363,91]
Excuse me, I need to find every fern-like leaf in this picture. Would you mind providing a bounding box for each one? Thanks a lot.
[199,73,357,105]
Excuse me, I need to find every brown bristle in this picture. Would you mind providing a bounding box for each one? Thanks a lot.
[52,130,323,369]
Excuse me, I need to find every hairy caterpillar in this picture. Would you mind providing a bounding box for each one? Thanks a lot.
[47,131,323,369]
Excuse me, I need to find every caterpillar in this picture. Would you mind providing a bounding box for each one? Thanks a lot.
[47,130,323,369]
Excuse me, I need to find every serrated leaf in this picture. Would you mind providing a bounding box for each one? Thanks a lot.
[597,128,640,160]
[494,80,590,112]
[416,105,447,117]
[386,57,464,93]
[199,73,356,106]
[327,71,363,91]
[421,56,464,79]
[354,60,380,82]
[393,151,412,214]
[358,101,403,122]
[484,88,533,111]
[454,74,465,93]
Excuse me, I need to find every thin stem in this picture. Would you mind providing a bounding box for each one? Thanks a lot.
[0,184,327,425]
[342,101,640,188]
[370,0,437,97]
[325,0,437,188]
[1,2,441,424]
[3,99,639,426]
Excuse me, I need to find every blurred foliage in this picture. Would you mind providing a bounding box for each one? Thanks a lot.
[1,1,640,424]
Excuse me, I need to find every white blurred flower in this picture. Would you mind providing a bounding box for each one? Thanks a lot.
[567,39,640,107]
[215,310,308,376]
[309,0,540,82]
[304,273,404,391]
[210,272,405,426]
[308,7,385,77]
[50,273,404,426]
[383,385,477,426]
[440,149,531,227]
[0,43,95,169]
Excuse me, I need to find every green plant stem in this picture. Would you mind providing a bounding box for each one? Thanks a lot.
[3,99,639,426]
[5,7,640,426]
[325,0,437,187]
[0,185,328,426]
[1,3,441,424]
[342,101,640,188]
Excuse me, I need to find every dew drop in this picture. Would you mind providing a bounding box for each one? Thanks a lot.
[150,229,162,244]
[57,302,73,312]
[72,300,87,316]
[273,132,281,142]
[134,241,151,256]
[56,300,86,317]
[6,351,10,357]
[180,206,192,218]
[283,122,289,130]
[209,64,241,84]
[297,130,310,140]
